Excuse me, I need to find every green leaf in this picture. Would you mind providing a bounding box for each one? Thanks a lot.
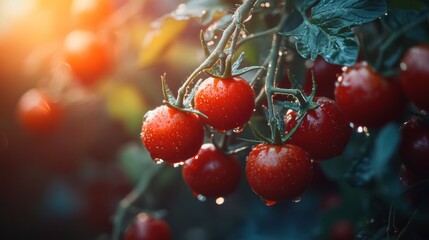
[281,0,387,66]
[381,9,429,43]
[345,156,374,187]
[371,123,400,177]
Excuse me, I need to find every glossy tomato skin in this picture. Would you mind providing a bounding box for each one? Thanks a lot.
[246,143,312,203]
[182,143,241,198]
[194,77,255,131]
[17,89,63,135]
[303,57,343,99]
[124,213,172,240]
[141,105,204,164]
[400,44,429,111]
[399,117,429,176]
[70,0,114,29]
[284,97,352,161]
[63,30,113,85]
[335,62,406,128]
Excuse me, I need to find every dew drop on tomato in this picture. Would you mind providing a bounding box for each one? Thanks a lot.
[154,158,164,164]
[173,162,184,168]
[215,197,225,205]
[263,199,277,206]
[233,126,244,133]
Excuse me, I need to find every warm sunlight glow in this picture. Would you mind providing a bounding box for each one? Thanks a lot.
[0,0,36,33]
[71,0,96,14]
[64,30,94,53]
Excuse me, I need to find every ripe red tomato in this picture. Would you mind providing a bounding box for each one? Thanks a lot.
[70,0,114,29]
[245,143,312,204]
[17,88,63,135]
[303,57,343,99]
[141,105,204,164]
[194,76,255,131]
[182,143,241,198]
[400,44,429,111]
[284,97,352,161]
[329,220,355,240]
[63,30,113,85]
[124,212,172,240]
[399,117,429,177]
[335,62,406,128]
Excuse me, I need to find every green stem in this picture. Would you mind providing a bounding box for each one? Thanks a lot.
[112,166,162,240]
[265,34,283,143]
[235,26,280,50]
[271,87,308,107]
[175,0,258,107]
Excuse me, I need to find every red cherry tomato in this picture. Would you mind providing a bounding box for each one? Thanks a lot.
[284,97,352,161]
[400,44,429,111]
[141,105,204,164]
[335,62,406,128]
[182,143,241,198]
[245,143,312,204]
[303,57,343,99]
[399,117,429,177]
[63,30,113,85]
[17,88,63,135]
[329,220,355,240]
[70,0,114,29]
[194,77,255,131]
[124,212,172,240]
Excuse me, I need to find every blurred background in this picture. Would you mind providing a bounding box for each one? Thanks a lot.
[0,0,206,239]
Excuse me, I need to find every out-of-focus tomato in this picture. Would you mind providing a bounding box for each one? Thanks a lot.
[17,88,63,135]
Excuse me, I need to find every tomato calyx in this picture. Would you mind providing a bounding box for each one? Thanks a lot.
[161,74,207,118]
[250,69,320,145]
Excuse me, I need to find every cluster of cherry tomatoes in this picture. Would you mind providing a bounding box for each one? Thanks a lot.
[138,43,429,237]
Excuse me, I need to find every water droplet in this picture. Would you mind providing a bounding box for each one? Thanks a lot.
[292,197,301,203]
[215,197,225,205]
[173,162,184,168]
[263,199,277,206]
[197,194,206,202]
[233,126,244,133]
[154,158,164,164]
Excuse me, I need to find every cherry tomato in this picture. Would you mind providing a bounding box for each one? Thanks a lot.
[399,117,429,177]
[400,44,429,111]
[17,88,63,135]
[335,62,406,128]
[141,105,204,164]
[303,57,343,99]
[284,97,352,161]
[63,30,113,85]
[182,143,241,198]
[70,0,114,29]
[245,143,312,204]
[124,212,172,240]
[329,220,355,240]
[194,76,255,131]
